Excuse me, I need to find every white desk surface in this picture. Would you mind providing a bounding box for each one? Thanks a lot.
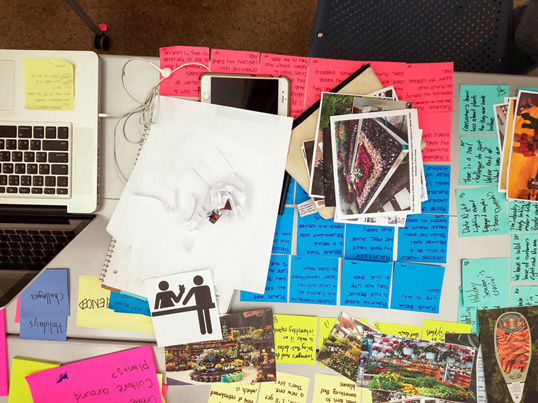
[1,56,538,402]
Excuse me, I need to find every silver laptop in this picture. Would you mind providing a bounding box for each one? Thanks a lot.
[0,49,100,308]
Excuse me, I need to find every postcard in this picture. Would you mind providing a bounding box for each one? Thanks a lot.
[367,86,399,101]
[494,102,509,152]
[316,312,375,381]
[301,139,325,208]
[357,332,476,402]
[478,305,538,403]
[165,309,276,386]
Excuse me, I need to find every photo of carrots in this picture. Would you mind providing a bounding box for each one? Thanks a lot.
[495,313,531,376]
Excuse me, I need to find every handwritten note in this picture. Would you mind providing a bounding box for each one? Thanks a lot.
[421,320,472,342]
[272,207,294,254]
[274,314,317,365]
[25,345,161,403]
[422,165,451,213]
[397,214,449,263]
[458,287,479,333]
[459,85,509,134]
[0,310,6,396]
[76,276,154,334]
[286,178,295,205]
[297,213,344,257]
[312,373,361,403]
[511,233,538,281]
[210,49,259,74]
[159,46,210,97]
[344,224,394,261]
[462,258,510,309]
[208,384,260,403]
[109,291,150,317]
[372,322,422,339]
[508,200,538,232]
[8,357,60,403]
[260,53,309,109]
[22,59,74,110]
[368,61,407,94]
[512,285,538,307]
[456,187,509,237]
[403,62,454,112]
[390,262,444,313]
[459,136,501,185]
[418,111,452,162]
[240,254,289,303]
[340,260,392,308]
[258,372,310,403]
[290,256,338,305]
[20,316,67,342]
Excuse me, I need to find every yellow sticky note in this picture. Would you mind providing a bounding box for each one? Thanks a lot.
[8,357,61,403]
[422,319,472,342]
[76,275,154,333]
[23,59,74,110]
[259,372,310,403]
[318,317,337,347]
[274,314,317,364]
[372,321,422,338]
[208,383,260,403]
[361,388,373,403]
[312,373,360,403]
[156,373,166,403]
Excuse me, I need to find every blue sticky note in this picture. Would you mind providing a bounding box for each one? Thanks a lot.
[240,254,289,303]
[456,187,508,237]
[20,269,69,317]
[109,291,151,317]
[295,183,310,204]
[459,136,500,186]
[19,315,67,341]
[285,178,295,205]
[289,255,338,305]
[462,258,510,309]
[271,207,294,254]
[344,224,394,261]
[422,165,451,214]
[512,285,538,307]
[459,85,509,134]
[457,287,479,333]
[390,262,444,313]
[511,233,538,281]
[297,213,344,257]
[397,214,449,263]
[340,260,392,308]
[508,200,538,232]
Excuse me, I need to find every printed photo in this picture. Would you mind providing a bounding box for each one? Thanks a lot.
[357,332,476,402]
[498,98,516,192]
[370,389,455,403]
[494,102,509,152]
[444,333,482,403]
[165,309,276,386]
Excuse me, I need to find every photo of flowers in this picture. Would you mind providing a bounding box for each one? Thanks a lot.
[357,332,476,402]
[316,311,375,381]
[165,309,276,385]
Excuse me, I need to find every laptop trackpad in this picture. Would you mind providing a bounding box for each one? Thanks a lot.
[0,60,15,110]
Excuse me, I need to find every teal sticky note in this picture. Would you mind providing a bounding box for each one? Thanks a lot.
[456,187,508,237]
[461,258,510,309]
[511,233,538,281]
[459,136,500,186]
[508,200,538,232]
[457,287,479,333]
[459,85,509,134]
[512,285,538,307]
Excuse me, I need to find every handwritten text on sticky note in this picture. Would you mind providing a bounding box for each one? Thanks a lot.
[508,200,538,232]
[23,59,74,110]
[290,256,338,305]
[422,320,472,342]
[512,285,538,307]
[422,165,451,213]
[456,187,508,237]
[272,207,294,254]
[459,85,509,134]
[258,372,310,403]
[511,233,538,281]
[159,46,210,97]
[274,314,317,365]
[397,214,449,263]
[297,213,344,257]
[340,260,392,308]
[372,322,422,339]
[344,224,394,261]
[462,258,510,309]
[210,49,259,74]
[459,136,500,186]
[418,111,451,162]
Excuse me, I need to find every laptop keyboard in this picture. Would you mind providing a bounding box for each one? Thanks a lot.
[0,123,71,198]
[0,228,76,265]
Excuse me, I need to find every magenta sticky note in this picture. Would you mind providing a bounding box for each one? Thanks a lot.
[25,345,161,403]
[210,48,260,74]
[402,62,454,113]
[368,61,407,95]
[159,46,210,97]
[419,111,452,162]
[0,309,7,396]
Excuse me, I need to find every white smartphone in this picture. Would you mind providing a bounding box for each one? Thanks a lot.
[199,73,290,116]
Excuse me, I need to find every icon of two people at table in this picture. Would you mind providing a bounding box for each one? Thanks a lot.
[154,275,215,335]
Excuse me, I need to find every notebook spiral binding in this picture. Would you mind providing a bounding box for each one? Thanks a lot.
[100,238,117,283]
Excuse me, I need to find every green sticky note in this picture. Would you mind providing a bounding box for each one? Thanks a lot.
[459,85,509,134]
[511,233,538,281]
[456,187,508,237]
[457,287,479,333]
[508,200,538,232]
[512,285,538,306]
[459,136,500,185]
[274,314,317,365]
[462,258,510,309]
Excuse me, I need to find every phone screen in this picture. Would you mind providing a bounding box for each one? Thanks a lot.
[210,77,279,115]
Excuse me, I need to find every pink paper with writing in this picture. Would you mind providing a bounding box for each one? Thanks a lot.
[305,58,364,108]
[14,295,19,323]
[210,49,260,74]
[368,61,407,96]
[291,107,307,120]
[419,111,452,162]
[159,46,210,97]
[402,62,454,112]
[0,310,7,396]
[260,53,309,109]
[25,345,161,403]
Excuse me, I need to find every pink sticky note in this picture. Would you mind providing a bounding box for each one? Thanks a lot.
[260,53,309,109]
[14,295,20,323]
[0,309,8,396]
[210,49,260,74]
[402,62,454,113]
[368,61,408,96]
[162,383,168,396]
[290,107,307,120]
[305,58,365,108]
[419,111,452,162]
[25,345,161,403]
[159,46,210,97]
